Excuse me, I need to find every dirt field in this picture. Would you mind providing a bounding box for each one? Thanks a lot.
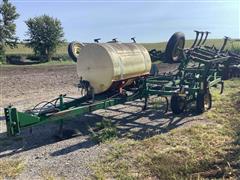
[0,63,202,179]
[0,65,80,113]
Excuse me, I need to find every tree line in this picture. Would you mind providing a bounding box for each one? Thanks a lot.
[0,0,64,63]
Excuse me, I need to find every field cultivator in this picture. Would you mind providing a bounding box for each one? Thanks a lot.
[150,31,240,79]
[4,31,240,137]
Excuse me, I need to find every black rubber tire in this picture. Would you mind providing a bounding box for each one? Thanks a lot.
[170,94,186,114]
[165,32,185,63]
[196,91,212,114]
[68,41,84,62]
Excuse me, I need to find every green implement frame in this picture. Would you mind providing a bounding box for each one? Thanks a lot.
[4,48,231,136]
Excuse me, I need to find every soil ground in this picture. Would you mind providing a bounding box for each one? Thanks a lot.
[0,63,203,179]
[0,65,79,113]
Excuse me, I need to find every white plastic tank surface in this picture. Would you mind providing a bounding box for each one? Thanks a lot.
[77,43,152,94]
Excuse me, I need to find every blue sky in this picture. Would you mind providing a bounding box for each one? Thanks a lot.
[13,0,240,43]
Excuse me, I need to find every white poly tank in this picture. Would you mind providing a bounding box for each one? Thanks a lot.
[77,42,151,94]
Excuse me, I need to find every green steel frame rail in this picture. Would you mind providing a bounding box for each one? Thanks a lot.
[4,82,147,136]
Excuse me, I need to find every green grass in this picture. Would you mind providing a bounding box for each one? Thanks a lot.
[142,39,240,51]
[92,79,240,179]
[5,43,68,55]
[2,39,240,66]
[0,159,25,179]
[5,39,240,55]
[90,118,117,143]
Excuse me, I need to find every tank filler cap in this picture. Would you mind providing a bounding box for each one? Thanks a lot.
[131,37,136,43]
[94,38,101,43]
[107,38,119,43]
[112,38,118,42]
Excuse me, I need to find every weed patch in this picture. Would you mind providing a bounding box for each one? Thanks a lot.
[93,79,240,179]
[90,118,117,143]
[0,159,24,179]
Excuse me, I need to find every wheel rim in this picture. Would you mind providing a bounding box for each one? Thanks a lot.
[73,43,82,57]
[153,96,168,113]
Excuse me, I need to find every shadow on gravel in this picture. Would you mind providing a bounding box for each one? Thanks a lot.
[0,101,199,158]
[107,107,198,140]
[50,139,96,157]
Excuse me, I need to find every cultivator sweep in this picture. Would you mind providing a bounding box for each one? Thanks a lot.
[4,31,240,136]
